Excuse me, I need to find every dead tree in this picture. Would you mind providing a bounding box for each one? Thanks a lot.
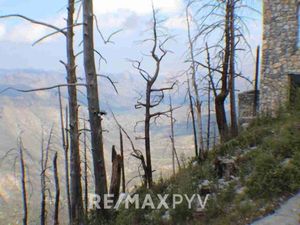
[62,1,84,223]
[0,8,84,224]
[40,131,46,225]
[110,109,147,187]
[206,81,211,153]
[109,146,122,204]
[253,45,260,116]
[185,1,205,159]
[215,0,231,142]
[132,6,175,188]
[186,75,198,158]
[18,138,28,225]
[119,129,126,193]
[229,0,238,138]
[192,0,254,142]
[170,97,176,175]
[58,96,71,223]
[82,0,108,201]
[40,127,54,225]
[53,152,60,225]
[83,120,89,215]
[169,96,181,174]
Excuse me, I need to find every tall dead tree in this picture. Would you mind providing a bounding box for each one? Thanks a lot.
[186,2,204,158]
[40,127,54,225]
[186,75,198,158]
[253,45,260,116]
[0,6,84,224]
[132,6,175,188]
[119,129,126,193]
[229,0,238,137]
[62,1,84,224]
[206,81,211,152]
[169,96,181,174]
[18,138,28,225]
[194,1,231,143]
[53,152,60,225]
[58,96,71,223]
[82,0,108,202]
[40,131,47,225]
[83,120,89,215]
[170,97,176,175]
[215,0,231,142]
[193,0,254,142]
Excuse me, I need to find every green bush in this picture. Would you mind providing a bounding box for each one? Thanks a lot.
[246,151,300,199]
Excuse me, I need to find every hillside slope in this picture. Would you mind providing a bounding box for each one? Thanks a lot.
[100,111,300,225]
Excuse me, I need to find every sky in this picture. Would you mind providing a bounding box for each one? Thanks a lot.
[0,0,262,91]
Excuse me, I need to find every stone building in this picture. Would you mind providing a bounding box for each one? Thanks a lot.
[239,0,300,124]
[260,0,300,113]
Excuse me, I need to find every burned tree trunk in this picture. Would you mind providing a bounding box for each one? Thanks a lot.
[83,120,89,215]
[215,0,231,143]
[53,152,60,225]
[109,146,122,204]
[187,76,198,158]
[206,81,211,153]
[58,88,71,224]
[64,1,84,223]
[186,4,204,159]
[144,84,152,187]
[119,129,126,193]
[253,46,260,116]
[18,139,28,225]
[111,111,148,188]
[133,7,174,188]
[229,0,238,138]
[40,132,46,225]
[40,128,53,225]
[170,97,176,176]
[169,96,181,173]
[82,0,108,200]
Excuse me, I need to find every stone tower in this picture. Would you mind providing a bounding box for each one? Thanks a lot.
[260,0,300,113]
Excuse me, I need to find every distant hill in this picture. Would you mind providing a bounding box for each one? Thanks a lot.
[0,68,202,224]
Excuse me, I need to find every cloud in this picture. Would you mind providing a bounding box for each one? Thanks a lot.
[93,0,183,32]
[165,16,187,30]
[94,0,183,16]
[0,14,65,44]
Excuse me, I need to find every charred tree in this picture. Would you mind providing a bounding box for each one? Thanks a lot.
[187,76,198,158]
[206,81,211,153]
[18,138,28,225]
[186,3,204,159]
[109,146,122,204]
[215,0,231,143]
[63,1,84,224]
[82,0,108,201]
[132,6,175,188]
[169,96,181,173]
[253,45,260,116]
[229,0,238,138]
[53,152,60,225]
[40,127,53,225]
[119,129,126,193]
[83,120,89,215]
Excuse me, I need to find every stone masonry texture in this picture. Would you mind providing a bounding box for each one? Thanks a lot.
[260,0,300,114]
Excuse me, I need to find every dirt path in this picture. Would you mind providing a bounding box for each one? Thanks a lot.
[251,192,300,225]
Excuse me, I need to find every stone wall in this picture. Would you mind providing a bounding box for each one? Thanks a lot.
[238,90,259,125]
[260,0,300,114]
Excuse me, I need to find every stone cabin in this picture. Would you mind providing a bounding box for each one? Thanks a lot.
[239,0,300,124]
